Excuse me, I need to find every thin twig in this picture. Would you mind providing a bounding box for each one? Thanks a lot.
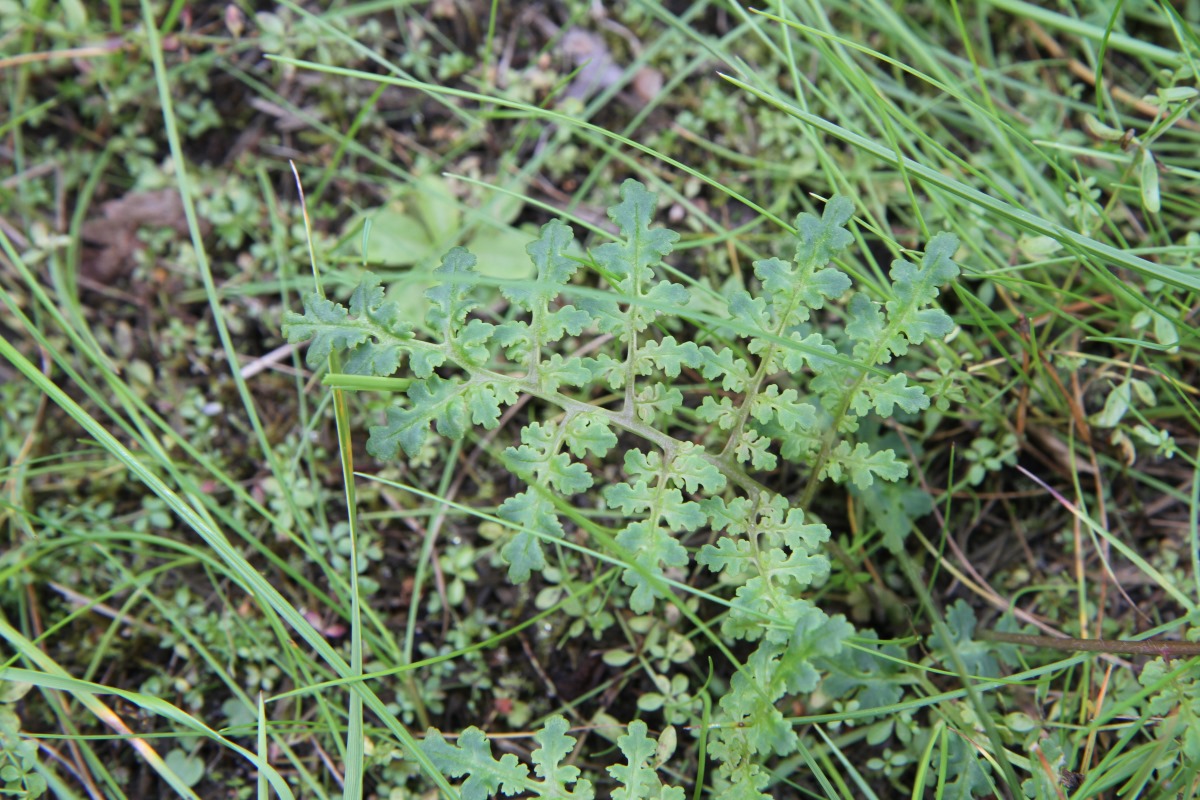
[981,629,1200,657]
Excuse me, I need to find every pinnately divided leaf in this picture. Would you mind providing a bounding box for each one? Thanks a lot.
[420,727,529,800]
[615,520,689,613]
[668,442,726,494]
[795,195,856,268]
[503,422,593,495]
[502,219,579,311]
[426,246,484,335]
[283,280,416,372]
[283,293,366,367]
[531,717,595,800]
[589,179,692,334]
[697,345,752,392]
[594,179,679,291]
[821,441,908,489]
[609,721,684,800]
[283,181,967,800]
[367,376,466,460]
[422,716,595,800]
[497,490,565,583]
[883,231,960,354]
[563,413,617,458]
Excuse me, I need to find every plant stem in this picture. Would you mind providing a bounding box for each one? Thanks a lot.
[980,630,1200,658]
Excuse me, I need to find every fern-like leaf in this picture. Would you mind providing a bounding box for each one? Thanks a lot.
[608,721,684,800]
[426,246,483,335]
[420,727,529,800]
[794,195,856,268]
[503,219,578,312]
[614,521,689,613]
[282,274,417,372]
[422,716,595,800]
[367,376,466,460]
[590,179,690,334]
[883,232,960,356]
[497,490,564,582]
[595,180,678,293]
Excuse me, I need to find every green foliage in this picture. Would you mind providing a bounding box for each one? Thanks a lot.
[608,720,685,800]
[420,716,685,800]
[0,683,46,799]
[421,715,594,800]
[285,180,964,798]
[927,600,1004,679]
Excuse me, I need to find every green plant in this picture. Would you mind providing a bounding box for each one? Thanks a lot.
[284,179,963,796]
[0,682,46,799]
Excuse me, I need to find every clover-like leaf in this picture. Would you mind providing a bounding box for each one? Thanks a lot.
[928,599,1001,678]
[854,481,934,553]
